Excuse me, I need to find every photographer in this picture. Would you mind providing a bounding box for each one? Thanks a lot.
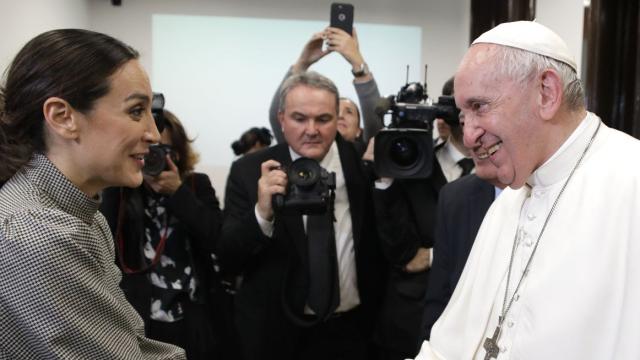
[101,110,223,360]
[433,77,473,182]
[368,78,468,360]
[269,27,383,154]
[219,71,385,360]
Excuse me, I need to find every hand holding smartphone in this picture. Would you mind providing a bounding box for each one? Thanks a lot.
[330,3,354,35]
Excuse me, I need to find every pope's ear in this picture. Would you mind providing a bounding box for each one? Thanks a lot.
[42,97,80,139]
[537,69,563,121]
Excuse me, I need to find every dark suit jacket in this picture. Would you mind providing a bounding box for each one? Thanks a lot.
[423,174,495,339]
[371,154,447,357]
[218,136,385,360]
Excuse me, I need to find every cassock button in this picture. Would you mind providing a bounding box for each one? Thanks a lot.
[524,236,533,247]
[500,346,507,353]
[527,213,536,221]
[508,320,514,328]
[534,190,545,198]
[514,294,520,301]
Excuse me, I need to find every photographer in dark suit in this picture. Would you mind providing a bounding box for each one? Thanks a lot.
[368,78,468,360]
[219,71,385,360]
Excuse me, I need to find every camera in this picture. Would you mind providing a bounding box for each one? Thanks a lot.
[143,144,176,176]
[151,92,166,133]
[374,80,459,179]
[272,157,336,215]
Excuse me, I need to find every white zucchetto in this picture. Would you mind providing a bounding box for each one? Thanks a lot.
[472,21,577,72]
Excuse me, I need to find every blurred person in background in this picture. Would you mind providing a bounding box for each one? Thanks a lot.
[269,27,383,155]
[231,127,273,156]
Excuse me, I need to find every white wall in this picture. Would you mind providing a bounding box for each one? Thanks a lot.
[86,0,471,197]
[0,0,89,74]
[87,0,470,97]
[536,0,585,75]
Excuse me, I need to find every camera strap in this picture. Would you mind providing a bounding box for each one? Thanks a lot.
[306,208,340,321]
[115,175,198,274]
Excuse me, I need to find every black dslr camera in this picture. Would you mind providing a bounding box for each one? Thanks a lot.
[272,157,336,215]
[374,79,459,179]
[143,144,178,176]
[143,92,178,176]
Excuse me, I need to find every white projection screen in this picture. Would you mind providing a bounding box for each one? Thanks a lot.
[151,14,422,193]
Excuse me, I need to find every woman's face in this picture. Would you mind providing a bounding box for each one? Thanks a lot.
[337,99,361,142]
[71,59,159,194]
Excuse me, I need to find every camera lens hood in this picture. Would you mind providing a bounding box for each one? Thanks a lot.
[288,157,321,188]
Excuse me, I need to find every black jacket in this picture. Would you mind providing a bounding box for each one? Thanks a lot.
[218,136,386,359]
[371,155,447,356]
[423,174,495,339]
[100,173,223,321]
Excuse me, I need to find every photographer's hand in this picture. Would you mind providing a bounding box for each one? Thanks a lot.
[362,137,375,162]
[257,160,288,221]
[404,247,431,273]
[144,155,183,195]
[292,32,330,74]
[325,27,372,83]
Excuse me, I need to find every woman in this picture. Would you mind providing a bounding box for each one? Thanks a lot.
[0,29,185,359]
[231,127,273,156]
[100,110,224,360]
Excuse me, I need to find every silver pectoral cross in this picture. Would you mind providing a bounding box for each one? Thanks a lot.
[483,321,502,360]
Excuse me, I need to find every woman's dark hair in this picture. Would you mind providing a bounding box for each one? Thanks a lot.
[0,29,139,181]
[231,127,273,155]
[442,76,455,96]
[162,109,199,176]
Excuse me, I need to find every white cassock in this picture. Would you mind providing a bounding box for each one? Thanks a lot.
[414,112,640,359]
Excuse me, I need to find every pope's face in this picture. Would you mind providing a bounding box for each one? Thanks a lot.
[455,44,540,189]
[279,85,338,161]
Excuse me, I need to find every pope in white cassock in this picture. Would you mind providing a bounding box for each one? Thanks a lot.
[414,21,640,360]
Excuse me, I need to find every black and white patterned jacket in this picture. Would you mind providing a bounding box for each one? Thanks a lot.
[0,153,185,359]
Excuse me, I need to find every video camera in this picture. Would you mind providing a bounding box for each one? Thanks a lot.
[374,71,459,179]
[272,157,336,215]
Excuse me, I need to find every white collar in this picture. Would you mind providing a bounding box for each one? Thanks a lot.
[527,112,598,187]
[444,139,467,163]
[288,141,338,168]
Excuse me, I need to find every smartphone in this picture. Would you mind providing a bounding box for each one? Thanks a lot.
[330,3,354,35]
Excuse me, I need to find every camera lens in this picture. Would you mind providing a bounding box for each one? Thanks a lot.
[389,136,419,167]
[296,169,314,181]
[143,145,168,176]
[288,158,320,188]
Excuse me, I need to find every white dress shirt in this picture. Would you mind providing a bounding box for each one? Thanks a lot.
[435,140,472,182]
